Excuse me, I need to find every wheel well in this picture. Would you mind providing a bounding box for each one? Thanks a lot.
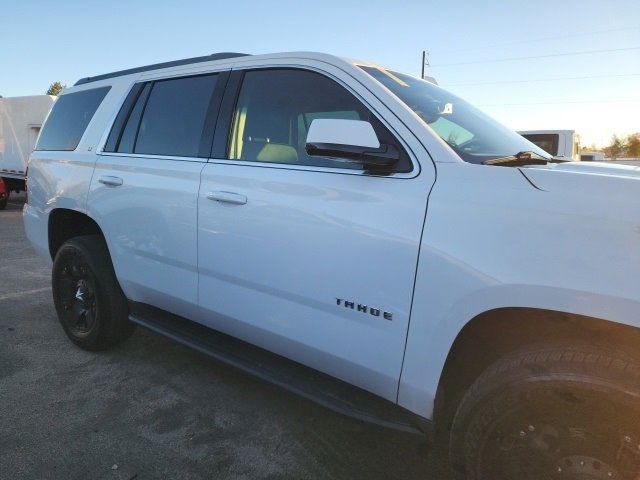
[48,209,103,259]
[433,307,640,435]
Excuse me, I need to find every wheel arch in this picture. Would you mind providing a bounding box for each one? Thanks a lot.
[433,307,640,436]
[48,208,105,260]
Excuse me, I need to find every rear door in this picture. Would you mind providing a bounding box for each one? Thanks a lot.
[89,71,227,319]
[196,65,435,401]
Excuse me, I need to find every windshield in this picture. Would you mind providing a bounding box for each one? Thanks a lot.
[359,66,551,164]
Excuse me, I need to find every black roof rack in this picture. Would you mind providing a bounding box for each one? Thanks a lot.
[74,52,250,86]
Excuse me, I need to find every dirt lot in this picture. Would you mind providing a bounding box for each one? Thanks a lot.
[0,195,447,479]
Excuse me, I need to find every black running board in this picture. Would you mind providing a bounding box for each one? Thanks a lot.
[128,302,430,436]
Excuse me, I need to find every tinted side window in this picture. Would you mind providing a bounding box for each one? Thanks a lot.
[36,87,110,151]
[134,74,218,157]
[521,133,560,156]
[228,69,411,172]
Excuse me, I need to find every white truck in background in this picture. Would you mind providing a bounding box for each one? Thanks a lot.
[518,129,581,161]
[0,95,56,195]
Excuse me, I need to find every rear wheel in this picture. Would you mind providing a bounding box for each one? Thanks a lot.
[450,343,640,479]
[0,188,8,210]
[52,235,135,350]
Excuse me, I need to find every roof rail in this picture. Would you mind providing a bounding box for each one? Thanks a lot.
[74,52,250,86]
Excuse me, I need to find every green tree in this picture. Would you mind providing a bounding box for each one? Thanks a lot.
[626,133,640,158]
[46,81,66,96]
[604,134,626,159]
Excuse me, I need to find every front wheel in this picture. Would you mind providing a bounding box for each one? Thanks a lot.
[52,235,135,351]
[450,343,640,480]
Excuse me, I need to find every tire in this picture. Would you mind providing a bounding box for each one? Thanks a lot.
[52,235,135,351]
[450,343,640,480]
[0,188,8,210]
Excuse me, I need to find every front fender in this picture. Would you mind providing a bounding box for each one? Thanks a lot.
[398,162,640,419]
[398,282,640,419]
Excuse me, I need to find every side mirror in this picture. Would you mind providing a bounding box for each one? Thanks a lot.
[305,119,399,170]
[419,100,453,123]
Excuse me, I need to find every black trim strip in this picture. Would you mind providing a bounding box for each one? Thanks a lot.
[198,71,231,158]
[104,83,146,152]
[211,70,245,159]
[131,82,154,153]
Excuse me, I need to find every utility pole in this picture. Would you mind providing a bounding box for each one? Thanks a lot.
[421,50,430,80]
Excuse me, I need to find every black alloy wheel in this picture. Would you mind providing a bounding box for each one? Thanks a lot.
[52,235,135,350]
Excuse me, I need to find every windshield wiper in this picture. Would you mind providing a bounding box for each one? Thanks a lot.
[483,151,550,167]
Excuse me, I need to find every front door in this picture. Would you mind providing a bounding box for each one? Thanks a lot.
[197,67,434,400]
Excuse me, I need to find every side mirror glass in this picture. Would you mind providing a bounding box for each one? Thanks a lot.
[305,119,399,170]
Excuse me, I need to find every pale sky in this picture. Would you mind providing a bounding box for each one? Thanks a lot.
[1,0,638,147]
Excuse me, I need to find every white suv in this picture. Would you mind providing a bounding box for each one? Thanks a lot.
[24,51,640,479]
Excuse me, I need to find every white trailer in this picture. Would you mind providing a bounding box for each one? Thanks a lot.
[0,95,56,193]
[518,129,581,161]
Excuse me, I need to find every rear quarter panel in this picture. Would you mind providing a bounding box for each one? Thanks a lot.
[24,81,132,263]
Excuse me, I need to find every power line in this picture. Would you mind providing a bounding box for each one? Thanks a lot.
[436,26,639,54]
[478,99,640,107]
[443,72,640,87]
[430,46,640,68]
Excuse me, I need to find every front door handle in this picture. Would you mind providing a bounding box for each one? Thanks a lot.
[206,191,247,205]
[98,175,123,187]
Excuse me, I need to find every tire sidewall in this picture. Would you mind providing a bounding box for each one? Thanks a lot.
[450,344,640,480]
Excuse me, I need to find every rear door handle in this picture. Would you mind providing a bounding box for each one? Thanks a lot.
[206,191,247,205]
[98,176,123,187]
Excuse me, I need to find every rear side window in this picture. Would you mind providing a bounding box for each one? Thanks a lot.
[36,87,110,151]
[106,74,219,158]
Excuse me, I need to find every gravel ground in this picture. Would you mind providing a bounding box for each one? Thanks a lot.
[0,194,449,480]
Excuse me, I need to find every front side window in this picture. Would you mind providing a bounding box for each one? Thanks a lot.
[359,66,551,164]
[228,69,412,172]
[36,87,110,151]
[520,133,560,156]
